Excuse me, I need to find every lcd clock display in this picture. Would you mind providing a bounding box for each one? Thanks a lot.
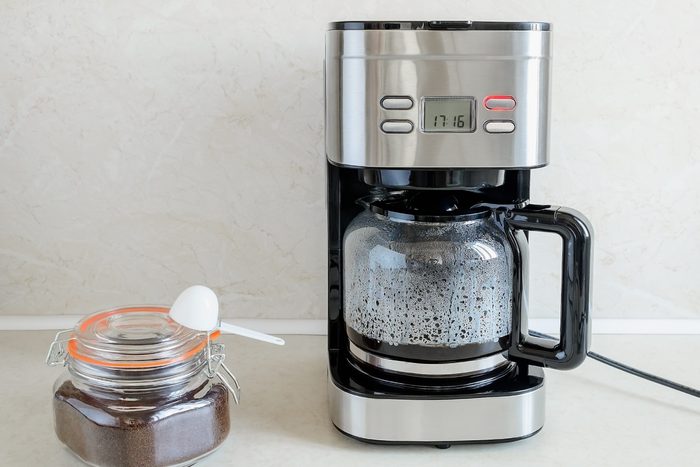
[422,97,475,133]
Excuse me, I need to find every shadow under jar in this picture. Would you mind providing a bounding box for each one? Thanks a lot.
[46,306,238,467]
[343,193,515,384]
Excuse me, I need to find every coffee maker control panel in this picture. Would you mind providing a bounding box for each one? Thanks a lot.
[377,95,517,135]
[326,22,551,169]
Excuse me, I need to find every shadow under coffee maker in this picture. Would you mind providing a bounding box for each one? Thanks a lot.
[325,21,594,445]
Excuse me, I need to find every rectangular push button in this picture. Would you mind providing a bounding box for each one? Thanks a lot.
[380,97,414,110]
[484,96,516,111]
[381,120,414,133]
[484,120,515,133]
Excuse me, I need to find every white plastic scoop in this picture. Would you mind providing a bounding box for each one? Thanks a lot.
[170,285,285,346]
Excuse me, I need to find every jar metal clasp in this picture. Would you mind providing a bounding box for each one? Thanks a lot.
[204,336,241,404]
[46,329,74,366]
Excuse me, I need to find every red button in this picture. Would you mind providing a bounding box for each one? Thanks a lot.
[483,96,516,111]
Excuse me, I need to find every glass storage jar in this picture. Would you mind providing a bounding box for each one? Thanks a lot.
[46,306,240,467]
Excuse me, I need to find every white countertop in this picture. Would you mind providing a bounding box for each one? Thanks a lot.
[0,331,698,466]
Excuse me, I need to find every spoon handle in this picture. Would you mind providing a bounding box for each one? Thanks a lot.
[219,321,285,346]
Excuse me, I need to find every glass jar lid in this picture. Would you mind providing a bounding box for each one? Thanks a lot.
[66,306,219,369]
[47,305,240,402]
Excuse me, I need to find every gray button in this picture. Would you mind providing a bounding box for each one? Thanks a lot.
[484,120,515,133]
[381,120,414,133]
[484,96,516,110]
[381,97,414,110]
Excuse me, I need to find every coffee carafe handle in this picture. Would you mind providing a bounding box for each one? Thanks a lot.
[505,205,593,370]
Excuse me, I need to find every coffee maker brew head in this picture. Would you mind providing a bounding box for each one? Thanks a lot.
[325,21,552,171]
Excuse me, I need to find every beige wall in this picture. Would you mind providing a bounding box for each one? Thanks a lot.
[1,1,698,319]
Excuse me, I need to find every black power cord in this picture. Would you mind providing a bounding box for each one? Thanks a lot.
[528,330,700,398]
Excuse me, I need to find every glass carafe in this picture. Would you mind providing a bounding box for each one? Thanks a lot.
[343,191,593,375]
[344,199,512,362]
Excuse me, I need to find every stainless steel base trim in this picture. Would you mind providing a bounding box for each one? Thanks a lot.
[348,341,509,376]
[328,371,545,443]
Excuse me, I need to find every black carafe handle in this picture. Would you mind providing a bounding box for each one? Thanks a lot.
[505,205,593,370]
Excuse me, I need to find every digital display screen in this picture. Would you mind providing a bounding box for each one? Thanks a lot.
[422,97,475,133]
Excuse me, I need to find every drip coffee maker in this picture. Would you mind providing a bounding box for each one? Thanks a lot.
[325,20,593,444]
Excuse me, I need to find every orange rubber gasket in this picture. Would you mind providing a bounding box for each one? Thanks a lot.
[68,306,221,368]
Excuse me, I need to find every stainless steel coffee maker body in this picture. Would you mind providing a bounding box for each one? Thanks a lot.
[325,21,593,446]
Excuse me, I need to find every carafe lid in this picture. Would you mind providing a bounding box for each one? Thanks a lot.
[369,192,490,222]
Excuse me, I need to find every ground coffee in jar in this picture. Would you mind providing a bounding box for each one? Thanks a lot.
[46,306,240,467]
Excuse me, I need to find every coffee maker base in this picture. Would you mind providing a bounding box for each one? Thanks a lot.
[328,365,545,445]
